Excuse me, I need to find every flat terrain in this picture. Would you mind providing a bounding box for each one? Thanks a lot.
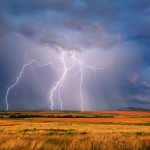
[0,111,150,150]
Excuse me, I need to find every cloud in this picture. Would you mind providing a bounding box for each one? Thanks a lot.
[0,16,38,39]
[129,96,150,105]
[65,20,121,49]
[142,81,150,89]
[128,74,139,86]
[0,0,74,14]
[0,15,11,38]
[17,22,37,38]
[36,20,121,52]
[0,0,150,110]
[38,31,80,52]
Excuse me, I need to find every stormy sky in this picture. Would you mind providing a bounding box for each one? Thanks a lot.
[0,0,150,110]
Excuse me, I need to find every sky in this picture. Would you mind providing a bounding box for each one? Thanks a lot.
[0,0,150,110]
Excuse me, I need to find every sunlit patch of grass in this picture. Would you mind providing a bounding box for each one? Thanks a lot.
[0,134,150,150]
[44,128,76,136]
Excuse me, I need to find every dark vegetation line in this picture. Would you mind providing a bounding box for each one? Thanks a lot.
[9,114,114,118]
[0,114,114,118]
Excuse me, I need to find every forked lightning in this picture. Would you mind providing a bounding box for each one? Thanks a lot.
[5,51,105,111]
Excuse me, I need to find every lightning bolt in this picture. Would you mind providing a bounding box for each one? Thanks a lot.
[49,51,76,110]
[73,55,106,111]
[5,60,60,110]
[5,50,106,111]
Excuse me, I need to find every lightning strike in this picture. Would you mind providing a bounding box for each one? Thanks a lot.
[49,51,76,110]
[5,50,106,111]
[5,60,59,110]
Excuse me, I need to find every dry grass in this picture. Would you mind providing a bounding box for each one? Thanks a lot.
[89,111,150,116]
[31,117,150,123]
[0,134,150,150]
[0,111,150,150]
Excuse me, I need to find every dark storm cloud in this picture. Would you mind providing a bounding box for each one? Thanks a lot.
[0,0,150,110]
[17,22,37,39]
[38,32,80,52]
[65,20,121,49]
[0,15,11,38]
[0,15,37,39]
[0,0,74,14]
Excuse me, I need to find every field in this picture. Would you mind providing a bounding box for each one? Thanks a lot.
[0,111,150,150]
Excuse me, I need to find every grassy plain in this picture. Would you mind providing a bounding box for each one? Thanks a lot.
[0,111,150,150]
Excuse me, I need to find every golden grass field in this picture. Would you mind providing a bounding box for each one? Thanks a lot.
[0,111,150,150]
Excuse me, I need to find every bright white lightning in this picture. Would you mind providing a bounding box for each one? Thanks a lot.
[79,62,84,111]
[49,53,68,111]
[5,60,59,110]
[49,51,76,110]
[5,51,106,111]
[73,56,105,111]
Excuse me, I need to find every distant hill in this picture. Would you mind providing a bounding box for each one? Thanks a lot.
[117,107,150,111]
